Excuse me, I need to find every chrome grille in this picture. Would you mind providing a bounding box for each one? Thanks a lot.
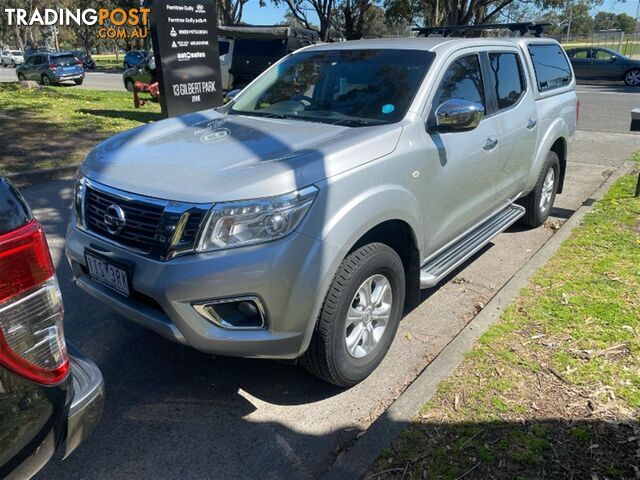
[85,186,164,253]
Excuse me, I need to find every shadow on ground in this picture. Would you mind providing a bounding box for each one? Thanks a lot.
[0,110,104,173]
[78,108,162,123]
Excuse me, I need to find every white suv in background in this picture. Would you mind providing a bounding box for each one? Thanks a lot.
[1,49,24,67]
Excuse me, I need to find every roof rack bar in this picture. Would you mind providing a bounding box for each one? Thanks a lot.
[412,22,551,38]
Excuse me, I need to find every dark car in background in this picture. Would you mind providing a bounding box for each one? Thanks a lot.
[565,47,640,86]
[16,51,85,86]
[72,50,96,70]
[122,50,147,69]
[0,178,104,479]
[122,55,156,91]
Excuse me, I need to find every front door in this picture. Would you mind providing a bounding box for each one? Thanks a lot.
[418,52,502,254]
[590,49,622,80]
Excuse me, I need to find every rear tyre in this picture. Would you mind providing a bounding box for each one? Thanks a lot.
[1,60,5,67]
[17,73,26,81]
[125,78,135,92]
[10,60,16,67]
[74,79,83,85]
[518,151,560,228]
[300,243,405,387]
[624,69,640,86]
[41,75,52,86]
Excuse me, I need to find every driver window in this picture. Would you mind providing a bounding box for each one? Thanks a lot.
[433,54,485,109]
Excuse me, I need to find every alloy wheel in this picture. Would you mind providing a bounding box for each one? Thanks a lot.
[539,167,555,213]
[344,274,392,359]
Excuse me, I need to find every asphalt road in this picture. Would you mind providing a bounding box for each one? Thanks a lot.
[0,64,125,90]
[20,84,640,479]
[576,81,640,134]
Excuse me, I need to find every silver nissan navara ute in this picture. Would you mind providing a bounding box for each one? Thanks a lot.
[66,34,576,386]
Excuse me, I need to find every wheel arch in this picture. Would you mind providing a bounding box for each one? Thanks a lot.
[348,219,422,311]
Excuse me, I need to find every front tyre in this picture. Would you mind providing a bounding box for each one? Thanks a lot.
[74,79,83,85]
[301,243,405,387]
[518,151,560,227]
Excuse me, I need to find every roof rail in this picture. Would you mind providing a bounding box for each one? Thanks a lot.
[412,22,551,38]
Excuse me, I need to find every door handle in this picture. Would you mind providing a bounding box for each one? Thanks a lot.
[483,137,498,151]
[527,118,537,129]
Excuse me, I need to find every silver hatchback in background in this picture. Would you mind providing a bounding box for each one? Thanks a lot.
[66,32,576,387]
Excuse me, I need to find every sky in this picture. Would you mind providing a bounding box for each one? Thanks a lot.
[240,0,640,27]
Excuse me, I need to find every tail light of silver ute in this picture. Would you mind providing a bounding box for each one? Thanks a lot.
[0,219,68,385]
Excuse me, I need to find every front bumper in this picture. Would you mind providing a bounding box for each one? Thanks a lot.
[66,222,344,359]
[63,345,104,458]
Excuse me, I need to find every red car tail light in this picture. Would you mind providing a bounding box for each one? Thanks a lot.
[0,220,68,385]
[48,63,57,70]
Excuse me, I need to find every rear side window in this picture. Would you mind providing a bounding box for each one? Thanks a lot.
[570,49,589,59]
[528,44,572,92]
[434,54,485,108]
[0,179,30,235]
[489,52,525,110]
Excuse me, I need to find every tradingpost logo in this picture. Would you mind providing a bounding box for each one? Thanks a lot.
[4,7,151,40]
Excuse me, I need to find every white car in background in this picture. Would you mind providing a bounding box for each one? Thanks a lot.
[1,49,24,67]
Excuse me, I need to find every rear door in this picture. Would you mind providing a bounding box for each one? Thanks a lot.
[486,49,537,199]
[568,48,591,78]
[420,51,503,253]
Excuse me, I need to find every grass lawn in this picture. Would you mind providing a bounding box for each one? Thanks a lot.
[369,154,640,479]
[0,83,161,173]
[92,53,124,71]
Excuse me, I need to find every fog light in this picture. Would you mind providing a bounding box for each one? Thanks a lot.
[193,296,266,329]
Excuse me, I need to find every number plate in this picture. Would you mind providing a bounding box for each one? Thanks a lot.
[85,251,131,297]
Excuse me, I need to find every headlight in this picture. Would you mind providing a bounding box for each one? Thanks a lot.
[74,174,86,228]
[196,186,318,252]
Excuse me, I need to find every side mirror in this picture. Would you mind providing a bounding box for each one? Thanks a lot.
[434,99,485,132]
[610,55,617,62]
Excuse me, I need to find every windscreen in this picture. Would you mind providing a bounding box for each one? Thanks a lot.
[230,49,435,127]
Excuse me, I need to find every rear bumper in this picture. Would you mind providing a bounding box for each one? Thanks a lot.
[63,345,104,458]
[56,73,84,82]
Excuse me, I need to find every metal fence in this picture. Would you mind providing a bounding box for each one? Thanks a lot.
[561,29,640,57]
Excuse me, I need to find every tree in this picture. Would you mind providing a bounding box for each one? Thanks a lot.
[362,4,395,36]
[218,0,260,25]
[272,0,335,40]
[563,2,594,36]
[616,13,636,34]
[594,11,617,31]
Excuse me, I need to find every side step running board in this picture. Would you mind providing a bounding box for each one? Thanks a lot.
[420,204,525,288]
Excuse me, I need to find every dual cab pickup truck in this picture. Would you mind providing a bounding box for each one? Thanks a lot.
[66,35,576,386]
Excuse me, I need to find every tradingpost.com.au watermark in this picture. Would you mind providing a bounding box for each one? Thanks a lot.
[4,7,150,39]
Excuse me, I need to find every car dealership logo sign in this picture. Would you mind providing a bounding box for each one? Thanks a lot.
[3,7,150,40]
